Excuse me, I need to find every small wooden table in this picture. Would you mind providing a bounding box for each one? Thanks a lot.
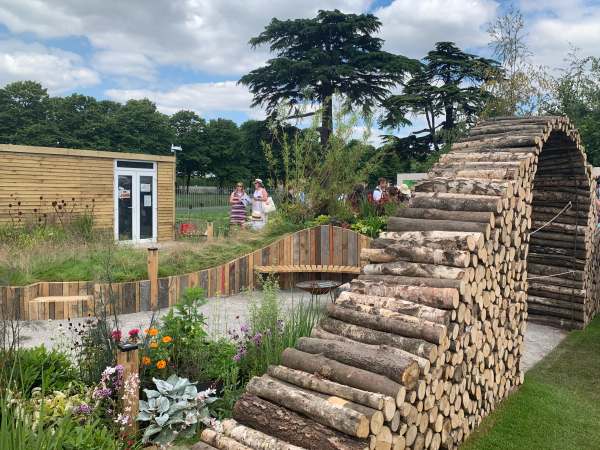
[296,280,342,304]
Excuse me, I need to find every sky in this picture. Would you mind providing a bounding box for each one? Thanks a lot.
[0,0,599,130]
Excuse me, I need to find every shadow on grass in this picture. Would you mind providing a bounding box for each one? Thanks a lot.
[462,316,600,450]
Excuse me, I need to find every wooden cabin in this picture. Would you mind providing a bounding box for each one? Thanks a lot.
[0,144,176,242]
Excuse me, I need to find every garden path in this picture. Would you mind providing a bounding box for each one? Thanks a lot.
[18,290,567,372]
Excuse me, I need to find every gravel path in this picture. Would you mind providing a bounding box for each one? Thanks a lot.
[18,291,567,373]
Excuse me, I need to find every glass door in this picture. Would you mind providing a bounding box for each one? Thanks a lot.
[115,163,157,242]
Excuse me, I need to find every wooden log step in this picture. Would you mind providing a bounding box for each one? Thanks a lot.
[220,419,305,450]
[246,375,371,438]
[266,365,396,419]
[387,217,490,238]
[326,303,448,346]
[200,429,253,450]
[317,317,438,363]
[393,207,494,226]
[336,291,451,325]
[378,231,484,252]
[350,278,459,309]
[410,192,503,213]
[361,241,473,268]
[281,348,405,403]
[363,261,465,280]
[295,337,421,389]
[233,394,369,450]
[356,274,468,296]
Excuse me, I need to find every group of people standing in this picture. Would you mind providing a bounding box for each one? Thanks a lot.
[229,179,272,229]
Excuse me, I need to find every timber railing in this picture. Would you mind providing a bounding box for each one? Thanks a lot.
[0,225,370,321]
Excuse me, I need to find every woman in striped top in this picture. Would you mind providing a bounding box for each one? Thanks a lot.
[229,183,248,226]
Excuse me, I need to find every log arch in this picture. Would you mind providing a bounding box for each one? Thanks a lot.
[200,117,599,450]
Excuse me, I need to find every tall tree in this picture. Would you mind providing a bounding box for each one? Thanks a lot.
[484,6,551,116]
[240,9,416,146]
[203,119,246,186]
[381,42,500,153]
[0,81,51,143]
[170,110,210,191]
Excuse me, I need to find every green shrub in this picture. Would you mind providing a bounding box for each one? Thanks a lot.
[351,216,387,238]
[1,347,77,397]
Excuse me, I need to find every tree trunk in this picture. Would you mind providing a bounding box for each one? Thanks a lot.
[320,95,333,148]
[221,419,304,450]
[246,375,370,438]
[233,394,369,450]
[280,348,405,403]
[296,337,420,389]
[200,429,253,450]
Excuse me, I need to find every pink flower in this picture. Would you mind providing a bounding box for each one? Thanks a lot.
[128,328,140,337]
[111,329,122,341]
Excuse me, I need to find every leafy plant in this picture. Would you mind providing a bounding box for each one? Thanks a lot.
[351,216,387,238]
[138,374,217,446]
[1,347,77,397]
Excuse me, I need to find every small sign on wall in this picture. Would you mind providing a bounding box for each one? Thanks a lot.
[141,183,151,193]
[144,195,152,207]
[119,189,131,199]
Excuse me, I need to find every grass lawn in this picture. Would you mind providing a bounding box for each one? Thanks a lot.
[0,212,302,285]
[462,316,600,450]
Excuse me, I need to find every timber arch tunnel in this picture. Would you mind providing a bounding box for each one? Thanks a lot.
[199,116,599,450]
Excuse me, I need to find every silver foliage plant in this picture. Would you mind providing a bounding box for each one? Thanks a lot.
[137,374,217,445]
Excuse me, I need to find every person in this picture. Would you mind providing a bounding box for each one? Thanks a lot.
[398,183,412,204]
[251,178,270,230]
[229,182,249,226]
[372,178,388,203]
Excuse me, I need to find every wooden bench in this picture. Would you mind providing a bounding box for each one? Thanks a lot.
[255,265,361,275]
[28,295,94,320]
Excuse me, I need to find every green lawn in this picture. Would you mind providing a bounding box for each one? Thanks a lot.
[462,316,600,450]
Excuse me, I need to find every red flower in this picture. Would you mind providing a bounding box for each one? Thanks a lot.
[128,328,140,337]
[111,329,122,341]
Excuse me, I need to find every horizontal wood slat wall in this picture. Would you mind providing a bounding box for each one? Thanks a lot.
[0,144,175,241]
[0,226,370,321]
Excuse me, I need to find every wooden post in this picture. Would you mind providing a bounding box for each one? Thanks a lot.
[206,222,214,241]
[117,344,139,434]
[147,247,159,310]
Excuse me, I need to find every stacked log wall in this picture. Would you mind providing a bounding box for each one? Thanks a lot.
[200,116,599,450]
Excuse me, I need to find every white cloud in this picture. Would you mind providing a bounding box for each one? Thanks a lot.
[0,0,372,80]
[92,51,157,82]
[376,0,498,58]
[0,40,99,93]
[105,81,262,118]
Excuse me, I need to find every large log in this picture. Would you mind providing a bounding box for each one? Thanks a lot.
[246,375,370,438]
[393,207,494,225]
[200,429,253,450]
[295,337,420,389]
[377,231,484,252]
[221,419,305,450]
[317,317,438,362]
[350,278,459,309]
[410,192,503,213]
[387,217,490,238]
[414,178,513,196]
[528,303,585,321]
[233,394,369,450]
[326,303,448,345]
[281,348,404,402]
[336,291,451,325]
[527,314,583,330]
[527,295,584,311]
[363,261,465,280]
[356,274,467,297]
[360,243,472,268]
[266,365,396,419]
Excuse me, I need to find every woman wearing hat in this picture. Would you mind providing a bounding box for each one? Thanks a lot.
[251,178,270,229]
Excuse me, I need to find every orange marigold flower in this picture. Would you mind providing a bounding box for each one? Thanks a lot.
[148,328,159,337]
[142,356,151,366]
[149,341,158,349]
[156,360,167,369]
[162,336,173,344]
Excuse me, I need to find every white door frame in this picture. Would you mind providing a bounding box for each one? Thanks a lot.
[113,161,158,243]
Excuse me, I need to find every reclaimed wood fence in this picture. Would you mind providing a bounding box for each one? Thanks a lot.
[0,225,370,321]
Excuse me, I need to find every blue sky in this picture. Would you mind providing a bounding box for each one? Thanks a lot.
[0,0,598,133]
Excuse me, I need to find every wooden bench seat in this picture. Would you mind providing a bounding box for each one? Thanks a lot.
[28,295,93,321]
[254,264,361,274]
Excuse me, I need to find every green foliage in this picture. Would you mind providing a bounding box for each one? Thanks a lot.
[233,278,324,380]
[138,374,217,446]
[351,216,387,238]
[240,9,417,145]
[382,42,500,154]
[1,347,77,397]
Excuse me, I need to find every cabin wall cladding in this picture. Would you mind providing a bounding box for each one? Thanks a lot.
[0,225,370,321]
[198,116,600,450]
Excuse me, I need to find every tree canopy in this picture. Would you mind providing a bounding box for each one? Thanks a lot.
[239,9,417,146]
